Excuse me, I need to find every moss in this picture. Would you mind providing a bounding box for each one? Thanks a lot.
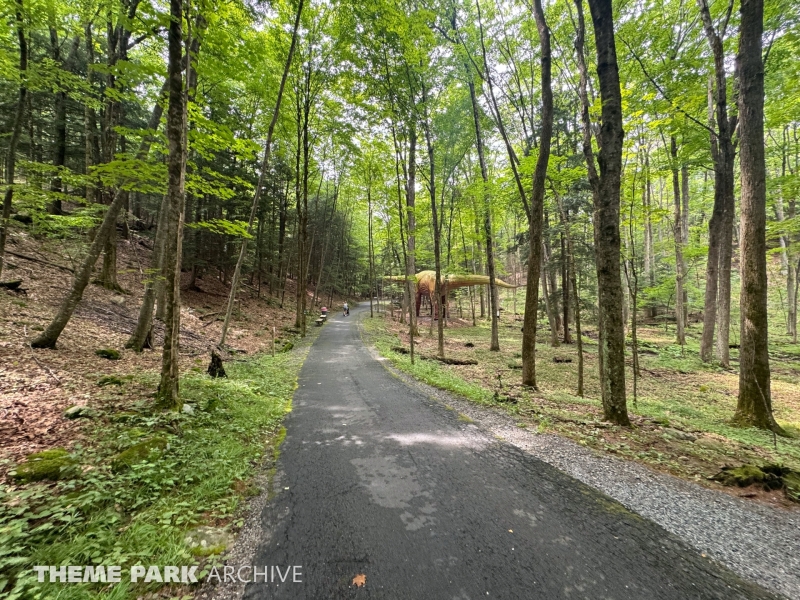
[191,544,226,557]
[98,375,125,386]
[95,349,121,360]
[280,341,294,352]
[110,437,168,473]
[11,449,78,483]
[784,472,800,503]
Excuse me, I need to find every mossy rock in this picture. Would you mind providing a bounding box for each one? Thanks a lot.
[10,449,79,483]
[280,341,294,352]
[711,464,785,489]
[184,526,234,557]
[784,472,800,503]
[110,437,168,473]
[110,411,138,423]
[98,375,125,387]
[64,406,100,419]
[95,348,121,360]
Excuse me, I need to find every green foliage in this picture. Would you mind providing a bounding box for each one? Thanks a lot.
[0,350,305,599]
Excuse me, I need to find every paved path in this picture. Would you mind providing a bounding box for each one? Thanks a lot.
[244,306,777,599]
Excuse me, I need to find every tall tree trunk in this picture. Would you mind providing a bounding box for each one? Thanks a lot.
[0,0,27,281]
[734,0,783,433]
[422,89,444,358]
[466,70,500,352]
[557,192,584,396]
[698,0,737,366]
[581,0,630,425]
[561,230,572,343]
[155,0,188,410]
[522,0,552,385]
[406,127,418,362]
[32,75,171,349]
[220,0,303,345]
[671,137,686,345]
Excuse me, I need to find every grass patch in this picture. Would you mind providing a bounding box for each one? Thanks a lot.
[361,313,800,489]
[0,348,308,600]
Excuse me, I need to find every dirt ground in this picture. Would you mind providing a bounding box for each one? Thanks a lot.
[0,230,326,477]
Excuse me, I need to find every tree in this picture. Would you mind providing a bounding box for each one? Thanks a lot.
[521,0,553,388]
[734,0,783,433]
[0,0,27,281]
[219,0,304,347]
[155,0,189,410]
[581,0,630,425]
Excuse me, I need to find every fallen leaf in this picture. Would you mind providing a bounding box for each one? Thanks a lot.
[352,573,366,588]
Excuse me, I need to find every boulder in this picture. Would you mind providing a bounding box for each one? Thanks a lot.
[64,406,100,419]
[10,449,79,483]
[110,437,168,473]
[184,526,234,557]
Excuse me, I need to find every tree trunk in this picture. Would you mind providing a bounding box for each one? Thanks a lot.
[734,0,783,433]
[422,87,444,358]
[0,0,27,281]
[698,0,737,366]
[582,0,630,425]
[671,136,686,345]
[466,70,500,352]
[32,57,171,349]
[557,191,584,396]
[406,127,418,362]
[521,0,553,384]
[155,0,188,410]
[220,0,303,345]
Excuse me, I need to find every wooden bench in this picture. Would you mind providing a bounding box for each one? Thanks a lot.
[315,316,326,326]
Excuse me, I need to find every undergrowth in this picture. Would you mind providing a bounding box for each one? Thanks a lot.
[0,348,307,600]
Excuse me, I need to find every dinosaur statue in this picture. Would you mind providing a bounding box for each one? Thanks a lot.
[388,270,516,318]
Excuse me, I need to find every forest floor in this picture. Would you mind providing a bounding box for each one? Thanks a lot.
[362,306,800,510]
[0,228,331,599]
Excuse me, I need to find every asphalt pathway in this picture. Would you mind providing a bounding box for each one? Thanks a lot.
[244,305,778,599]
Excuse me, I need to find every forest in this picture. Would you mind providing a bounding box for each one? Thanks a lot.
[1,0,799,596]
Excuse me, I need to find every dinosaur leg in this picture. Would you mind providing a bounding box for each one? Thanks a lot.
[416,290,422,317]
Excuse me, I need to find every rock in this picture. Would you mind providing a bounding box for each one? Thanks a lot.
[663,427,697,442]
[110,437,168,473]
[281,341,294,352]
[10,449,79,483]
[11,213,33,225]
[95,348,121,360]
[182,403,195,415]
[110,296,126,306]
[184,526,234,556]
[110,411,138,423]
[64,406,100,419]
[710,465,778,488]
[98,375,125,387]
[784,472,800,503]
[695,436,727,451]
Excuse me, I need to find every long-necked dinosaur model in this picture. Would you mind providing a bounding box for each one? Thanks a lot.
[388,270,517,317]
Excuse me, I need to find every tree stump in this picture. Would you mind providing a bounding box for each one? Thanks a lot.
[207,350,227,378]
